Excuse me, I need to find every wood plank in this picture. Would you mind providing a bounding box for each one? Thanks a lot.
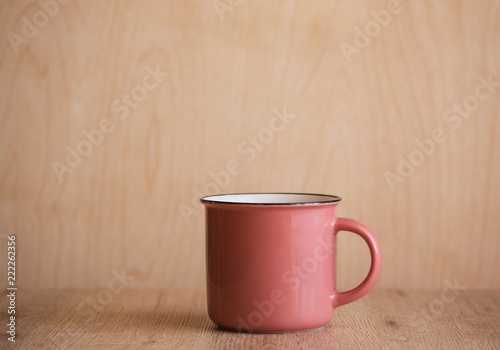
[8,289,500,349]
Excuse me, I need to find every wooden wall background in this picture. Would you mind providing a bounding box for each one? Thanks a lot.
[0,0,499,290]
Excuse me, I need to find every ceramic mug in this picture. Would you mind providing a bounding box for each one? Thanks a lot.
[201,193,382,333]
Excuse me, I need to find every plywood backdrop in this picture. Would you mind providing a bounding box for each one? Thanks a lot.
[0,0,499,291]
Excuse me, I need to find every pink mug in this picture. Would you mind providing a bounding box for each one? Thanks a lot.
[201,193,382,333]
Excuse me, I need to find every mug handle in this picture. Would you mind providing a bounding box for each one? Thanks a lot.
[332,217,382,307]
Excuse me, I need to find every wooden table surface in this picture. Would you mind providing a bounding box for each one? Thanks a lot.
[9,289,500,349]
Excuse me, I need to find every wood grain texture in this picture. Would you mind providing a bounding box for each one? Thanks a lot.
[7,288,500,349]
[0,0,499,289]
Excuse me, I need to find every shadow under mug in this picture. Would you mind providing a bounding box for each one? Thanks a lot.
[201,193,382,333]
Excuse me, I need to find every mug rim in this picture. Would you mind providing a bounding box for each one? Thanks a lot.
[200,192,342,206]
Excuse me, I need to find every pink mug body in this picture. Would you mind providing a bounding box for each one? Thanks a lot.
[201,193,382,333]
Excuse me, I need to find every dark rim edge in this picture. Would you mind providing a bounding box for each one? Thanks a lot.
[199,192,342,206]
